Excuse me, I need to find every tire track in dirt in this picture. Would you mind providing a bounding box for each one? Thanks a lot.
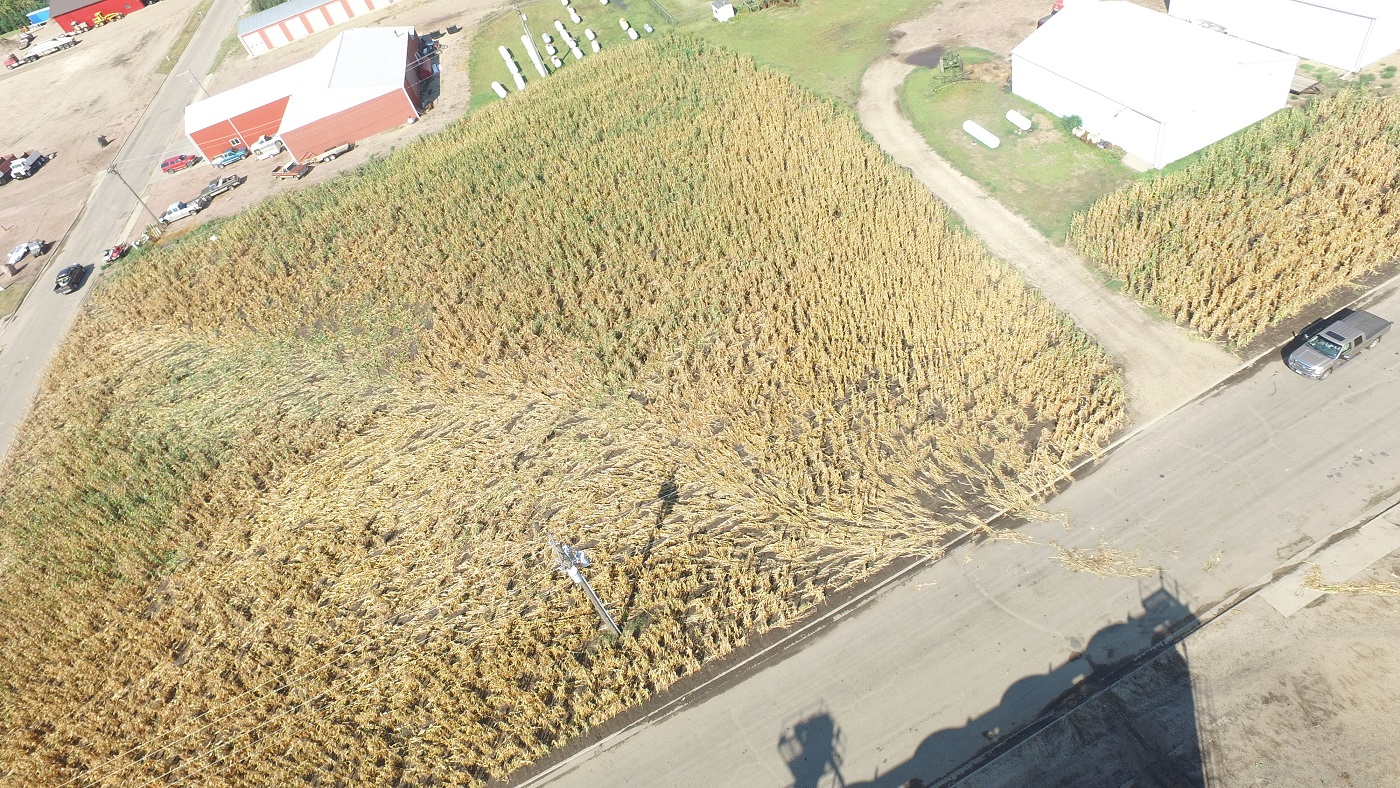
[856,55,1237,424]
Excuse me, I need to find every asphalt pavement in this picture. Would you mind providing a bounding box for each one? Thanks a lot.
[523,281,1400,788]
[0,0,244,459]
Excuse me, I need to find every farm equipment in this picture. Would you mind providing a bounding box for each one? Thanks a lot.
[10,150,48,179]
[314,142,353,163]
[90,11,123,26]
[5,35,77,68]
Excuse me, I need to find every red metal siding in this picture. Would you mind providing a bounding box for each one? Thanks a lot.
[279,89,416,162]
[55,0,146,32]
[188,96,290,160]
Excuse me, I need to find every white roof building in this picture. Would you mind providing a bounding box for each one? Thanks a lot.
[1169,0,1400,73]
[185,27,425,163]
[1012,1,1297,169]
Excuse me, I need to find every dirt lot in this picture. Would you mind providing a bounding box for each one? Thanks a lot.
[143,0,505,241]
[0,0,204,298]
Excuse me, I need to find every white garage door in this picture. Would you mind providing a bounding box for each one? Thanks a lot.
[326,1,349,24]
[306,8,330,33]
[284,16,309,40]
[264,24,289,48]
[241,32,268,56]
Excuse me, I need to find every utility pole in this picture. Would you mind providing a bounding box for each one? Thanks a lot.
[551,538,621,636]
[107,164,161,226]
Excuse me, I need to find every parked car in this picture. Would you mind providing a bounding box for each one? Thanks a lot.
[211,147,250,169]
[161,154,199,174]
[1287,310,1392,380]
[53,264,86,294]
[271,161,313,180]
[250,135,284,159]
[199,174,244,201]
[159,198,207,225]
[101,243,129,263]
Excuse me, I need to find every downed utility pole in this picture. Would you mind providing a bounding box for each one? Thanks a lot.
[550,538,621,636]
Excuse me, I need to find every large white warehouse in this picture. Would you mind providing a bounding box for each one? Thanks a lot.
[1012,1,1297,169]
[1169,0,1400,74]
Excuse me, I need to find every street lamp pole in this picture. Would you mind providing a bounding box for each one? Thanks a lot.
[107,164,161,226]
[551,538,621,636]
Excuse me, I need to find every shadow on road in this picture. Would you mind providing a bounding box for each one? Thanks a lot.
[778,707,848,788]
[787,580,1202,788]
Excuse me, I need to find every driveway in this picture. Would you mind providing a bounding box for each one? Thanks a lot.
[856,56,1237,423]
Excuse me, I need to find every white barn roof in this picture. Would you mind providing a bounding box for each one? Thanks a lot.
[281,26,415,132]
[185,26,414,136]
[1012,1,1295,123]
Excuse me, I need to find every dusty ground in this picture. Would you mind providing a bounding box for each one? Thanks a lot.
[143,0,505,238]
[855,0,1237,424]
[0,0,204,296]
[959,545,1400,787]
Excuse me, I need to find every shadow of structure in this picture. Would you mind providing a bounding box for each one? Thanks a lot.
[786,579,1203,788]
[778,706,848,788]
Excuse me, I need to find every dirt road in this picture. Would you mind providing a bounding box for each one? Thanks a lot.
[855,10,1234,424]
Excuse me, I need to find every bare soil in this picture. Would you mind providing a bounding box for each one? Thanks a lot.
[142,0,505,238]
[0,0,204,295]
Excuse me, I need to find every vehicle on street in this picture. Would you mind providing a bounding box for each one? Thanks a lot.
[101,243,129,263]
[161,154,199,173]
[4,35,77,68]
[10,150,47,179]
[315,142,353,163]
[211,147,250,169]
[159,198,207,225]
[53,264,86,294]
[1287,310,1392,380]
[272,161,313,180]
[199,174,244,201]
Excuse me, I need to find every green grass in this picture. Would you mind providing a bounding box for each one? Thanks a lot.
[209,31,243,74]
[469,0,937,110]
[466,0,670,111]
[899,68,1138,242]
[155,0,216,75]
[689,0,936,105]
[0,276,35,317]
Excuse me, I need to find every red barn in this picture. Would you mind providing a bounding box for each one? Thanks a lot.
[51,0,145,32]
[184,26,424,163]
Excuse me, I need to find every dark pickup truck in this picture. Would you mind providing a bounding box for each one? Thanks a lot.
[1287,310,1392,380]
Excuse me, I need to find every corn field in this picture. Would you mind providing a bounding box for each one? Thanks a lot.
[1069,89,1400,347]
[0,39,1124,785]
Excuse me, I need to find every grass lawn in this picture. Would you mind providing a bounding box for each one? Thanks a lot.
[469,0,937,110]
[466,0,671,111]
[155,0,216,75]
[899,65,1138,242]
[689,0,936,105]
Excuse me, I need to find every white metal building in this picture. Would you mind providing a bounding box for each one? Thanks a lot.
[1012,1,1297,169]
[1169,0,1400,73]
[236,0,397,58]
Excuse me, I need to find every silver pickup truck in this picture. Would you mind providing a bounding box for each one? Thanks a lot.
[1287,310,1392,380]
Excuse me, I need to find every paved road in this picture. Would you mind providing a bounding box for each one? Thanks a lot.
[0,0,244,460]
[523,281,1400,787]
[856,57,1237,424]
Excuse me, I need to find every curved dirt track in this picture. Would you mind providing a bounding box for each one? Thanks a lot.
[857,52,1237,424]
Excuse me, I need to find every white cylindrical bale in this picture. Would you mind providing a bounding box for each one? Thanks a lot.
[962,120,1000,148]
[627,27,638,39]
[619,18,629,29]
[542,32,553,43]
[513,72,527,90]
[492,82,509,98]
[643,23,652,32]
[591,39,600,51]
[571,46,583,59]
[498,45,512,60]
[507,58,521,74]
[546,44,557,55]
[555,19,568,34]
[1005,110,1032,131]
[569,9,581,23]
[551,55,563,67]
[584,28,596,40]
